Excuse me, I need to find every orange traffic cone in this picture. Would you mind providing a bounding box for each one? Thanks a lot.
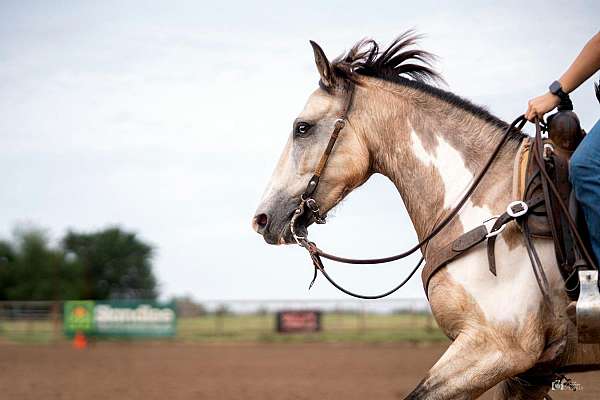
[73,331,88,349]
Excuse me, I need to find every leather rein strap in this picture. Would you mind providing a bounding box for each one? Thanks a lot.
[290,82,528,298]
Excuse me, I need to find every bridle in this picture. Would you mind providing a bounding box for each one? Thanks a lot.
[290,80,357,234]
[289,79,530,299]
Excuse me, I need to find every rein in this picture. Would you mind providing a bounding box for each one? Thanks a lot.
[290,81,528,298]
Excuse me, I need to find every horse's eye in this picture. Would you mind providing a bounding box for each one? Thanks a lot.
[295,122,311,136]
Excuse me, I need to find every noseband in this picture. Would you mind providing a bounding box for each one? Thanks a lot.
[289,80,533,299]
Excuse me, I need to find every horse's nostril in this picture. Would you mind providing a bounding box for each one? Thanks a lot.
[255,213,268,229]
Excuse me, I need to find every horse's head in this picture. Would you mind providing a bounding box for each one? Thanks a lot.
[252,41,371,244]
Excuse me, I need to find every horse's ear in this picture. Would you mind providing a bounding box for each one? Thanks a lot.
[310,40,336,89]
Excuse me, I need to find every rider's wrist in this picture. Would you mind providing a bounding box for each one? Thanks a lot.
[558,79,571,94]
[549,80,569,100]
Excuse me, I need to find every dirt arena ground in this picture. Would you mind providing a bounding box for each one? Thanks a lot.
[0,342,597,399]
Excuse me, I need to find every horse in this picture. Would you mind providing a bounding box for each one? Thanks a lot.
[252,31,600,399]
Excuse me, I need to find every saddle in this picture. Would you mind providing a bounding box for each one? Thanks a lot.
[502,104,600,343]
[512,109,594,300]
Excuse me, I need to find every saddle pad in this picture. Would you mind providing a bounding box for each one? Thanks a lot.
[512,137,554,238]
[512,137,559,200]
[512,137,532,201]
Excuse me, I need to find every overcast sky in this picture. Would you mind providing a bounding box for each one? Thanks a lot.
[1,1,599,301]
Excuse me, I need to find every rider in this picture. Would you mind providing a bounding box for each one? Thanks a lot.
[525,31,600,264]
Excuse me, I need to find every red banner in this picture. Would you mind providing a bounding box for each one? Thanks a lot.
[276,310,322,333]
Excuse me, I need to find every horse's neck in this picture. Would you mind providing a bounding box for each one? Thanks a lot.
[361,84,514,241]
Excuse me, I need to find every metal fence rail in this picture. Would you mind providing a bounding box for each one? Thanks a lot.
[0,301,63,343]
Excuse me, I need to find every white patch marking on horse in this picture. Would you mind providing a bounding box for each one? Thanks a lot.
[459,201,493,230]
[445,238,559,325]
[409,130,494,230]
[409,129,433,165]
[409,130,474,210]
[258,136,296,206]
[408,129,554,325]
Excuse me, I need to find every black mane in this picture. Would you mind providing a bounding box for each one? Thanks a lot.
[332,31,523,139]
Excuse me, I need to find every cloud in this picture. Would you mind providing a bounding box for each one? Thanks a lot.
[1,0,599,300]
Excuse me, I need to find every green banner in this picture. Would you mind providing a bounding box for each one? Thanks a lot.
[64,300,176,338]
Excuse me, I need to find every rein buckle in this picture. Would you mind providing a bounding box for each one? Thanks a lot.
[507,200,528,218]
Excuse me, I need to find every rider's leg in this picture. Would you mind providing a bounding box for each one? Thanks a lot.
[570,119,600,264]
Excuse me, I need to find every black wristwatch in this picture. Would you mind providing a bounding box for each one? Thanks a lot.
[549,80,569,100]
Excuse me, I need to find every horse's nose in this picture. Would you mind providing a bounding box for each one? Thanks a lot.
[252,213,269,234]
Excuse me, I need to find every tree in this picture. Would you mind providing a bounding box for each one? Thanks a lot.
[0,227,83,301]
[0,239,17,300]
[62,227,157,300]
[0,225,158,301]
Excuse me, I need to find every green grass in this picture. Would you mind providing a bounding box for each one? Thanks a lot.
[0,319,60,344]
[176,313,446,343]
[0,313,447,344]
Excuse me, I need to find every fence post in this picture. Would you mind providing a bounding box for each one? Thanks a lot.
[52,301,61,342]
[426,310,434,332]
[359,302,366,334]
[215,306,224,336]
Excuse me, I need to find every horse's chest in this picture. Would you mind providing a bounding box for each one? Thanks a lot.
[427,237,558,335]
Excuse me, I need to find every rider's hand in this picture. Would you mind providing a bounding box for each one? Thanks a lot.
[525,92,560,121]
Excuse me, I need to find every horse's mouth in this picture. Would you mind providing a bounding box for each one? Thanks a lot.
[255,195,323,246]
[278,210,312,245]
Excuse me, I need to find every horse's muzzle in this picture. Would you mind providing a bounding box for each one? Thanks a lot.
[252,196,308,245]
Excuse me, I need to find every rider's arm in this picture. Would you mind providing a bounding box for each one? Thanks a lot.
[525,31,600,121]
